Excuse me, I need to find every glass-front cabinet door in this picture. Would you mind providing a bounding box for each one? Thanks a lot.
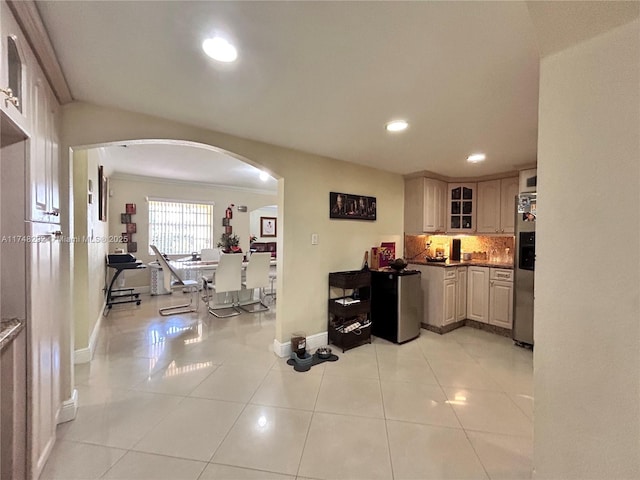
[448,183,476,232]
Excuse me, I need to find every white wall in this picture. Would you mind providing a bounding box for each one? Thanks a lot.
[107,174,277,287]
[61,102,404,346]
[72,149,109,354]
[534,19,640,478]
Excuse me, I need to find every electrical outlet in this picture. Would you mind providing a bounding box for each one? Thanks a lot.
[311,233,318,245]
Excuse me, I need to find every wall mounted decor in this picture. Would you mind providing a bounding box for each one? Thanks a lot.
[125,203,136,214]
[98,165,108,221]
[260,217,277,237]
[127,241,137,253]
[329,192,376,220]
[126,223,137,234]
[120,213,131,224]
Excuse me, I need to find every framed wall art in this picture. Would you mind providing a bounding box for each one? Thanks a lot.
[329,192,376,220]
[260,217,277,237]
[98,165,108,221]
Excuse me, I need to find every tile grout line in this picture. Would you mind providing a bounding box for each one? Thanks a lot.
[374,342,396,480]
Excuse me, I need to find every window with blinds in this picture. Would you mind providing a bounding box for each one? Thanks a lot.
[148,200,214,255]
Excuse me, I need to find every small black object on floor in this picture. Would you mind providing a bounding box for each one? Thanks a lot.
[287,352,339,372]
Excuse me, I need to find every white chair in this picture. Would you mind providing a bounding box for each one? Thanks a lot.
[203,253,243,317]
[150,245,200,316]
[200,248,221,262]
[239,252,271,313]
[200,248,221,282]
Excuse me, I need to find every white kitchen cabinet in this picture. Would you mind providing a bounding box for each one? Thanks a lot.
[404,177,446,233]
[447,183,476,233]
[499,177,519,234]
[466,266,489,323]
[28,71,60,223]
[418,265,467,328]
[489,268,513,329]
[456,267,467,321]
[476,177,519,234]
[443,278,456,325]
[0,1,29,134]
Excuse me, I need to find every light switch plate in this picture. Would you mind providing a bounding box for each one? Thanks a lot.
[311,233,318,245]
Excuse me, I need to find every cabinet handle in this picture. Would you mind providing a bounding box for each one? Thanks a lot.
[1,87,19,108]
[45,211,60,217]
[51,231,63,238]
[490,281,494,286]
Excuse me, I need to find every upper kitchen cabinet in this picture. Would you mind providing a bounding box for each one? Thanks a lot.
[447,183,476,233]
[0,1,29,134]
[29,72,60,223]
[476,177,518,234]
[404,177,446,233]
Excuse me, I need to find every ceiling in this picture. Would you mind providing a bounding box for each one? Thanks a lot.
[33,1,636,180]
[99,142,278,192]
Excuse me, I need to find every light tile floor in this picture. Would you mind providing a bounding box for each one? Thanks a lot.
[42,293,533,479]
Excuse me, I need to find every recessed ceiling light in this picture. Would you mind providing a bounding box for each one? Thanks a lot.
[385,120,409,132]
[259,171,269,181]
[467,153,486,163]
[202,37,238,63]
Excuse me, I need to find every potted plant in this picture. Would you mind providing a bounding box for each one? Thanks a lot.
[217,233,242,253]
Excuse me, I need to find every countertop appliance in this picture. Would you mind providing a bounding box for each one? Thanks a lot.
[513,193,536,347]
[371,269,422,343]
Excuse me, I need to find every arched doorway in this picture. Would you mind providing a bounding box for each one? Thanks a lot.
[65,138,282,407]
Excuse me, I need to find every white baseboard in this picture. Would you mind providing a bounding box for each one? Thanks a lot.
[58,389,78,424]
[74,302,105,364]
[273,331,328,357]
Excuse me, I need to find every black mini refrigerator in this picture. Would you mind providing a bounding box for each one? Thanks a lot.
[371,270,422,343]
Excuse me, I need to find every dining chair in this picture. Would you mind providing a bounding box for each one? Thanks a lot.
[238,252,271,313]
[150,245,200,316]
[202,252,243,317]
[200,247,221,282]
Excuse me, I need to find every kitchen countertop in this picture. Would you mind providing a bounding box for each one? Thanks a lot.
[0,318,25,352]
[408,259,514,269]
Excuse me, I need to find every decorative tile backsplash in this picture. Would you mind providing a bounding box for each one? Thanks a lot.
[405,234,515,263]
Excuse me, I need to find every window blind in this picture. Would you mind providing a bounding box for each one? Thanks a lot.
[148,200,214,255]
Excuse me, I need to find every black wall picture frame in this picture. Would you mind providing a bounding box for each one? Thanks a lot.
[98,165,108,221]
[329,192,376,220]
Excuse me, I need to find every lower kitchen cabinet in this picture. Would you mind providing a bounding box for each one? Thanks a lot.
[414,264,513,332]
[466,266,489,323]
[417,265,466,329]
[489,268,513,329]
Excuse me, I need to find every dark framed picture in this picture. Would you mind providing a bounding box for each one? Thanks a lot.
[224,226,233,234]
[260,217,277,237]
[126,223,137,234]
[121,233,130,243]
[222,218,230,226]
[98,165,108,222]
[127,241,137,253]
[329,192,376,220]
[120,213,131,224]
[125,203,136,214]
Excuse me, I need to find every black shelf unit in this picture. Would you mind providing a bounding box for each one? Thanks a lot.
[328,270,372,352]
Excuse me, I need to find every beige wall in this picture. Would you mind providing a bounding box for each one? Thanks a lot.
[61,102,404,346]
[534,19,639,478]
[72,149,109,354]
[107,175,278,287]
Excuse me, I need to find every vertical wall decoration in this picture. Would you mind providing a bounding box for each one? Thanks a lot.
[121,203,137,253]
[98,165,108,221]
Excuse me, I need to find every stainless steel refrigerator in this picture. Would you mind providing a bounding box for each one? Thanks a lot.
[513,193,536,347]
